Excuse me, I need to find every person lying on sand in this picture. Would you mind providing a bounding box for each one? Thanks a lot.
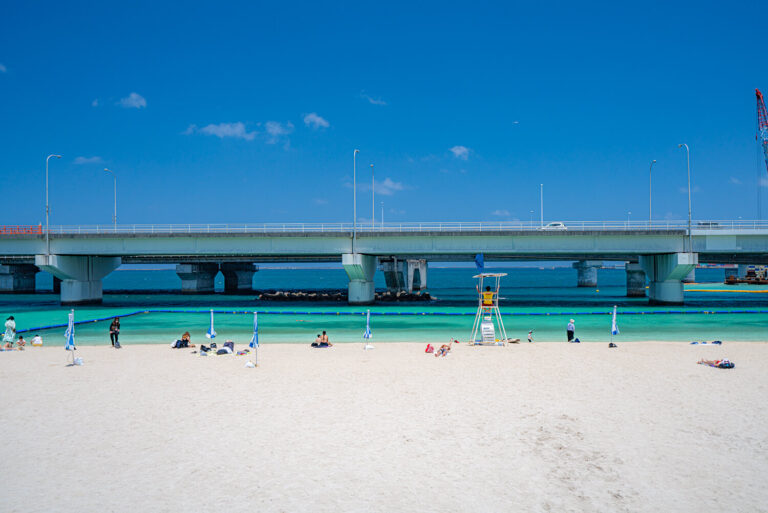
[435,344,451,357]
[698,358,734,369]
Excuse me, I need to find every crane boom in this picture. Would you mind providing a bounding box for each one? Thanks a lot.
[757,88,768,174]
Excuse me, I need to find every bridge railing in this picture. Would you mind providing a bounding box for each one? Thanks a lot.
[27,219,768,234]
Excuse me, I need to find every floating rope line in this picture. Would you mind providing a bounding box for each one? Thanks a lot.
[16,308,768,334]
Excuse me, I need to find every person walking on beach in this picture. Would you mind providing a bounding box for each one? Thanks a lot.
[566,319,575,342]
[3,316,16,346]
[109,317,121,349]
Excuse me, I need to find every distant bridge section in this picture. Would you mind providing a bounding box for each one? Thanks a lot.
[0,220,766,305]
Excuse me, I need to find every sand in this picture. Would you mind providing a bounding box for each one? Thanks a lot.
[2,341,767,513]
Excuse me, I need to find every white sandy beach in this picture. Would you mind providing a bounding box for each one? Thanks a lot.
[2,341,767,513]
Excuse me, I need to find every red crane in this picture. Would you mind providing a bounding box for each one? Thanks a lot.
[757,88,768,174]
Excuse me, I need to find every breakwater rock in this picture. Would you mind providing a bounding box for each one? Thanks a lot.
[254,289,433,302]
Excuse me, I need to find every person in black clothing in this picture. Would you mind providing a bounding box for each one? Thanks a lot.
[109,317,121,348]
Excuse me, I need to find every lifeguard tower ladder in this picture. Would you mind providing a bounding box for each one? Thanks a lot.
[469,273,509,345]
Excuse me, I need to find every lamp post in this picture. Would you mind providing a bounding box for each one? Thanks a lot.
[104,168,116,228]
[370,163,375,230]
[627,211,632,227]
[649,159,656,226]
[678,144,693,252]
[539,184,544,228]
[529,209,534,227]
[45,154,62,257]
[381,201,384,230]
[353,149,359,252]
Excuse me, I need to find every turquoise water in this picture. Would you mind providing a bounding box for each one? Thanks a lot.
[2,267,767,345]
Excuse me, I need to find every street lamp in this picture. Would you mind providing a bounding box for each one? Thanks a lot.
[104,168,116,228]
[353,149,359,252]
[529,209,534,227]
[370,163,375,230]
[539,184,544,228]
[649,159,656,226]
[381,201,384,230]
[45,154,62,256]
[678,144,693,252]
[627,211,632,227]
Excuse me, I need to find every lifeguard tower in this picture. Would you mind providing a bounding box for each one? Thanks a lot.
[469,273,509,345]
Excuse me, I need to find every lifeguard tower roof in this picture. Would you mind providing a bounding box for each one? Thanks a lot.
[472,273,508,278]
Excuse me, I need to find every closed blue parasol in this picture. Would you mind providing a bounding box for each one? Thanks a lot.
[206,309,217,339]
[64,309,75,351]
[363,309,372,340]
[249,311,259,349]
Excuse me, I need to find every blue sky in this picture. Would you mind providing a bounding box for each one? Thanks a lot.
[1,0,767,226]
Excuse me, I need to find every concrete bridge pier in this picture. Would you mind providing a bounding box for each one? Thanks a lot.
[35,255,121,305]
[573,260,601,287]
[0,264,38,293]
[640,253,698,305]
[176,263,219,294]
[379,258,405,292]
[221,263,257,293]
[406,259,428,292]
[343,253,377,305]
[625,262,646,297]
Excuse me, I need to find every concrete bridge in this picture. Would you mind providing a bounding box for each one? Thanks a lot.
[0,220,766,305]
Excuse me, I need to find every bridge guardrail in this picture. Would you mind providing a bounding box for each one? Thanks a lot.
[6,220,764,235]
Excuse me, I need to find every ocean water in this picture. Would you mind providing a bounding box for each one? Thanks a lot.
[1,267,766,345]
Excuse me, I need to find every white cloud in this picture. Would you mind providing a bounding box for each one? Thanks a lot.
[450,145,470,160]
[91,99,99,107]
[303,112,329,129]
[360,92,387,106]
[761,177,768,187]
[265,121,294,144]
[187,122,257,141]
[375,178,404,196]
[118,92,147,109]
[0,63,6,73]
[492,209,511,217]
[512,120,519,124]
[730,176,742,185]
[73,156,104,165]
[313,198,329,205]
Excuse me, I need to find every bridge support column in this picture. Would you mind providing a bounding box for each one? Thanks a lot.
[342,253,377,305]
[0,264,38,293]
[625,262,646,297]
[640,253,698,305]
[176,263,219,294]
[406,259,428,292]
[35,255,121,305]
[573,260,601,287]
[221,263,257,294]
[53,276,61,294]
[379,258,405,292]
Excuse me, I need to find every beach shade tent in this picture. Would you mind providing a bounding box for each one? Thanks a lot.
[206,309,217,339]
[363,309,374,350]
[469,273,509,345]
[64,309,76,365]
[249,311,259,365]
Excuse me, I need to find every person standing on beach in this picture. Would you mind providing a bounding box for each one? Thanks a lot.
[3,316,16,345]
[109,317,121,349]
[566,319,575,342]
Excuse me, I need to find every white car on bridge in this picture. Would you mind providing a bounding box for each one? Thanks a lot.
[539,222,567,231]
